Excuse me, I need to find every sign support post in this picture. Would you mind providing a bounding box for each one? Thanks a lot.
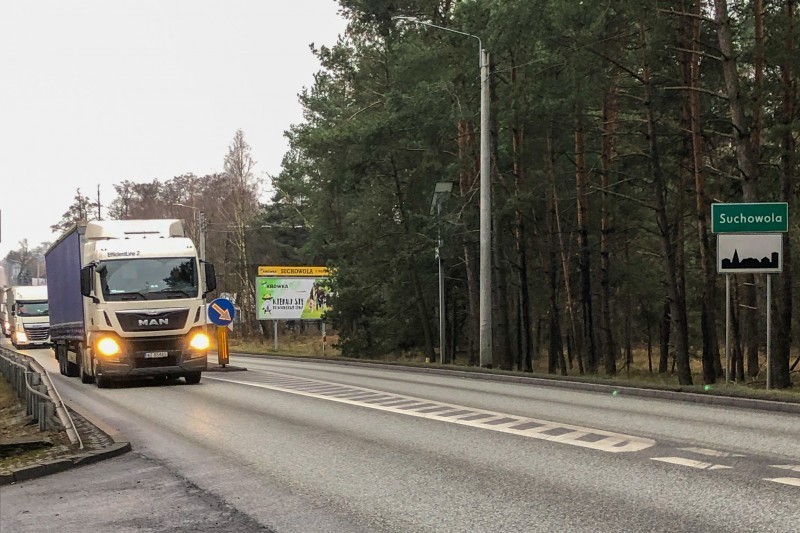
[217,326,229,367]
[766,275,772,390]
[725,274,731,384]
[207,297,236,368]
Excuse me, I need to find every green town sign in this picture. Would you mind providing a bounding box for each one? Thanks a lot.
[711,202,788,233]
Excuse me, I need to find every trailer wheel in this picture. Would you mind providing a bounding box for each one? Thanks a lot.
[184,372,201,385]
[63,344,79,377]
[57,344,67,375]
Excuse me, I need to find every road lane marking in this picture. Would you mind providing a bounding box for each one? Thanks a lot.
[679,447,745,458]
[651,457,732,470]
[204,373,655,453]
[764,477,800,487]
[770,465,800,472]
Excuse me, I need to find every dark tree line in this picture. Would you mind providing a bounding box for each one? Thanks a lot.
[268,0,799,387]
[37,1,800,388]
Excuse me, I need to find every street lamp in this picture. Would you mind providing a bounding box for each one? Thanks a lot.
[397,16,492,367]
[172,203,206,261]
[431,181,454,364]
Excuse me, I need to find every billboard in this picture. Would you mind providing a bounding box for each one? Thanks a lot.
[255,276,332,320]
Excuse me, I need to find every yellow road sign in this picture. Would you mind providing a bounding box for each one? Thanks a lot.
[257,266,329,277]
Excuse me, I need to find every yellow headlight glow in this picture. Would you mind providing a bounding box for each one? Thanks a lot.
[189,332,210,350]
[15,331,28,343]
[97,337,121,357]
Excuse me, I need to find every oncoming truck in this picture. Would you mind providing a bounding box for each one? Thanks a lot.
[5,285,50,349]
[46,219,216,387]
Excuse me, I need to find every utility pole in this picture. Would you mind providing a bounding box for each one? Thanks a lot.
[396,16,493,368]
[199,211,207,262]
[478,48,492,368]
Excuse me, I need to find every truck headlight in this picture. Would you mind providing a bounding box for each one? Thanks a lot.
[189,331,210,350]
[15,331,28,344]
[97,336,121,357]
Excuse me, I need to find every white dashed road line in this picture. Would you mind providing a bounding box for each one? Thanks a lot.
[678,447,745,458]
[651,457,732,470]
[764,477,800,487]
[770,465,800,473]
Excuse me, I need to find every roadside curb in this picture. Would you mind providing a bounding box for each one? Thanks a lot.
[231,352,800,415]
[0,441,131,486]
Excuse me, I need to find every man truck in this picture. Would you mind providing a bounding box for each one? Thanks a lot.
[46,219,216,387]
[5,285,51,348]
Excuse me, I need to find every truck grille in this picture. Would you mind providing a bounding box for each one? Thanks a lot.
[23,326,50,342]
[116,309,189,332]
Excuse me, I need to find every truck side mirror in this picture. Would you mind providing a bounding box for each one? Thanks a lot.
[80,266,93,297]
[203,262,217,295]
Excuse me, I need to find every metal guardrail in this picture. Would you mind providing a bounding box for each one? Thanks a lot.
[0,346,80,445]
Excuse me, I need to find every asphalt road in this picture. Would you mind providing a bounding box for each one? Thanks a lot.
[3,341,800,532]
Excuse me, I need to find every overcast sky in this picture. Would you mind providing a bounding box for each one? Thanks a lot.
[0,0,346,259]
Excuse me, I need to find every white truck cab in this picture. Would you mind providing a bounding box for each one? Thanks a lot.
[7,285,50,349]
[47,219,216,387]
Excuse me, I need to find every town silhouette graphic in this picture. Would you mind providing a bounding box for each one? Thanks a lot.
[721,249,780,270]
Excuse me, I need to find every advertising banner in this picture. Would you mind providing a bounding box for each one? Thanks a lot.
[255,276,332,320]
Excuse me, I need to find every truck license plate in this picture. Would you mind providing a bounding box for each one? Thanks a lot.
[144,351,169,359]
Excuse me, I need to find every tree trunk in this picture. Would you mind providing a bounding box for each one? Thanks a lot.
[686,0,720,384]
[642,21,692,385]
[547,189,565,375]
[659,298,671,374]
[715,0,761,381]
[457,120,480,366]
[511,81,533,372]
[549,131,583,375]
[575,116,597,374]
[600,79,618,377]
[773,0,796,389]
[390,158,435,360]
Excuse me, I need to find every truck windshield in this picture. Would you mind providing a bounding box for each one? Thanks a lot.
[17,301,49,317]
[99,257,198,301]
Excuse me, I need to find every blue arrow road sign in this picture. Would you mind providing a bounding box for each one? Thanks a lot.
[208,298,236,326]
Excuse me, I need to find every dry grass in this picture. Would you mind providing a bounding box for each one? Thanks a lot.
[0,376,73,471]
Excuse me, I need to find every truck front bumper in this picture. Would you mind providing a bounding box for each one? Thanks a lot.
[97,352,207,378]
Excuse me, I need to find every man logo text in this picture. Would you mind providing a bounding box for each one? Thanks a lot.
[139,318,169,326]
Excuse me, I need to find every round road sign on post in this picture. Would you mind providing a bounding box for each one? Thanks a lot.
[208,298,236,327]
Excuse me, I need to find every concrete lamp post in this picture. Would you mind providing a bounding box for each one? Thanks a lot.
[397,16,492,367]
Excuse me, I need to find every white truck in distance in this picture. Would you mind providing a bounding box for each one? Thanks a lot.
[1,287,9,337]
[5,285,51,349]
[46,219,216,387]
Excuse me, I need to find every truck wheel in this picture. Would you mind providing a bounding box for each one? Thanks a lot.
[80,356,94,384]
[95,371,112,389]
[184,372,201,385]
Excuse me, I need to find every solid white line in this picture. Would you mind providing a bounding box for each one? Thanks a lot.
[204,374,656,453]
[764,477,800,487]
[651,457,732,470]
